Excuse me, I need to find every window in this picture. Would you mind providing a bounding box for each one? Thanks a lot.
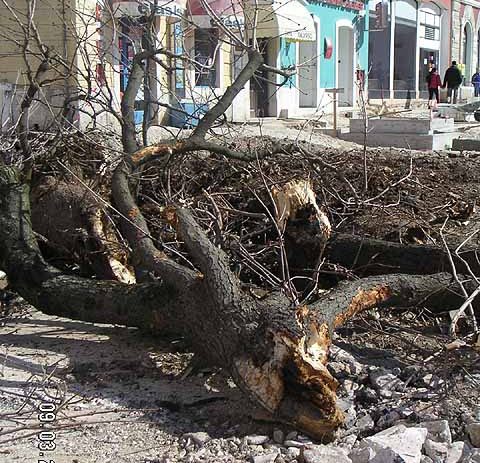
[419,10,440,41]
[194,28,219,87]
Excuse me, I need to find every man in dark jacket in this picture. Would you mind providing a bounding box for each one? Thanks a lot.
[443,61,463,104]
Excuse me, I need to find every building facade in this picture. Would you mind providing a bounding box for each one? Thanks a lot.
[368,0,451,101]
[451,0,480,91]
[305,0,369,110]
[8,0,480,131]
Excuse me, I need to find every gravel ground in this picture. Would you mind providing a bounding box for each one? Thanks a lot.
[1,300,478,463]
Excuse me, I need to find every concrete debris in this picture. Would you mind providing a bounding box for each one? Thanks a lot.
[355,414,375,433]
[286,447,301,459]
[355,387,379,405]
[420,421,452,444]
[369,368,404,391]
[421,374,445,389]
[466,423,480,448]
[463,449,480,463]
[285,431,298,441]
[330,346,364,375]
[182,431,211,447]
[247,435,270,445]
[329,361,351,378]
[445,441,471,463]
[376,411,402,429]
[0,270,7,290]
[350,424,428,463]
[304,445,352,463]
[423,438,449,462]
[284,439,307,448]
[273,429,284,444]
[421,457,434,463]
[251,452,279,463]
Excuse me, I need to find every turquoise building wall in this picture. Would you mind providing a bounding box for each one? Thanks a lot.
[303,1,369,89]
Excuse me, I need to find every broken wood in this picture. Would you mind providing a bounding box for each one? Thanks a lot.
[31,176,134,283]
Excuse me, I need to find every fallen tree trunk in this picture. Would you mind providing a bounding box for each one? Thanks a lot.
[0,165,475,439]
[327,233,480,276]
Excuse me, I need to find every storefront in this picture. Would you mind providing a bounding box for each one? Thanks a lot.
[180,0,249,123]
[368,0,450,101]
[111,0,186,125]
[305,0,368,110]
[244,0,317,118]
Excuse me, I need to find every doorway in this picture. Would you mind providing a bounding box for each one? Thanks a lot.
[298,24,319,108]
[250,39,270,117]
[419,49,438,99]
[337,24,354,106]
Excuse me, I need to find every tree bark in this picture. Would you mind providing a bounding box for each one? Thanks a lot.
[327,233,480,277]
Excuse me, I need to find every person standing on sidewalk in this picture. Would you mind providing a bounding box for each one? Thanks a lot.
[426,67,442,109]
[472,69,480,97]
[443,61,463,104]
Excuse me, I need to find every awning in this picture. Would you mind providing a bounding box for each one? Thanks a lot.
[111,0,186,19]
[244,0,316,42]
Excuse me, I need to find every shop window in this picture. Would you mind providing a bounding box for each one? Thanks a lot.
[393,0,417,98]
[194,28,219,87]
[368,0,391,98]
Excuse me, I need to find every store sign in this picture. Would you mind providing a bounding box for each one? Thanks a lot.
[291,29,315,42]
[111,0,185,18]
[310,0,364,11]
[220,14,245,28]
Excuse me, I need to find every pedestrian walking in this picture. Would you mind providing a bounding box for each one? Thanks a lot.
[443,61,463,104]
[426,67,442,109]
[472,69,480,97]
